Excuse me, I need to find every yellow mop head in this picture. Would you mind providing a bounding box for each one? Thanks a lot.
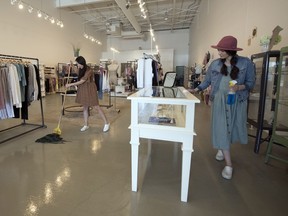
[53,126,62,135]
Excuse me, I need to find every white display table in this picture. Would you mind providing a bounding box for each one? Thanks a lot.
[127,86,200,202]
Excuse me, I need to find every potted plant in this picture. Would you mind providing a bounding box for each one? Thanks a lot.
[260,35,282,52]
[72,44,81,57]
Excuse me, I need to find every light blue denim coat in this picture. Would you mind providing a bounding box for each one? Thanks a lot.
[197,56,255,102]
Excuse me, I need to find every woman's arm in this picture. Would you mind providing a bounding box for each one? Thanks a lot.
[234,58,256,92]
[70,61,79,75]
[244,60,256,91]
[66,79,85,88]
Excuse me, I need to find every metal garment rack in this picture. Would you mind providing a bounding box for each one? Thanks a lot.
[98,60,113,109]
[0,53,46,144]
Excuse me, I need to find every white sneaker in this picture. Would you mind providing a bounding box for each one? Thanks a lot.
[222,166,233,180]
[80,125,89,132]
[103,123,110,132]
[215,150,224,161]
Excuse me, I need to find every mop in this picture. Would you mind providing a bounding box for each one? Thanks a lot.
[36,64,72,143]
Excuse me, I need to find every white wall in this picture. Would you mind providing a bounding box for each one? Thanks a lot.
[189,0,288,67]
[102,29,189,71]
[0,0,105,65]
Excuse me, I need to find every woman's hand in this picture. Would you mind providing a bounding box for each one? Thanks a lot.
[65,83,72,88]
[189,88,199,94]
[232,85,244,91]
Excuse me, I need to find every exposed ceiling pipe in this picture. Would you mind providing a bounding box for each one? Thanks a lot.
[171,0,177,31]
[56,0,104,7]
[114,0,142,34]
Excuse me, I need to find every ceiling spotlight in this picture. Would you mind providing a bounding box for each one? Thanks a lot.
[11,0,18,5]
[44,14,49,20]
[126,0,131,9]
[37,10,42,18]
[164,11,168,21]
[50,17,55,24]
[18,1,24,9]
[83,33,89,39]
[28,6,33,13]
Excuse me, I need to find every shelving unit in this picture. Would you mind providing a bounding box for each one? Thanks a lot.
[248,50,284,153]
[175,66,189,88]
[265,46,288,164]
[44,66,57,93]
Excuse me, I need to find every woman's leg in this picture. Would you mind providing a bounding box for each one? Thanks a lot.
[222,149,233,179]
[83,105,89,126]
[94,105,109,124]
[223,149,232,167]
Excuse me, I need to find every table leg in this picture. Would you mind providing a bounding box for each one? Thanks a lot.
[114,93,120,113]
[181,138,193,202]
[130,135,140,192]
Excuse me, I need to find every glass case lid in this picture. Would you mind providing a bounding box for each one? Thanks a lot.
[137,86,185,98]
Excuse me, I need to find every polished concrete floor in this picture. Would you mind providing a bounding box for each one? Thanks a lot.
[0,93,287,216]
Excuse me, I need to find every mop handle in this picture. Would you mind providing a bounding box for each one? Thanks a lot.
[57,64,72,127]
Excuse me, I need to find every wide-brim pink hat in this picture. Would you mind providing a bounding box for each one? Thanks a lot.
[211,35,243,51]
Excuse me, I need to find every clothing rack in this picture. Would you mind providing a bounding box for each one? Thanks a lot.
[0,53,46,144]
[143,53,155,60]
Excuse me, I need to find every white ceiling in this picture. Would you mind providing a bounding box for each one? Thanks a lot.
[59,0,201,36]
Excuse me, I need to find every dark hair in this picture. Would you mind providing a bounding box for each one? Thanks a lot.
[75,56,88,80]
[220,50,239,80]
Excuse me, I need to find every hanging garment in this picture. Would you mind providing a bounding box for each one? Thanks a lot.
[102,69,110,91]
[152,60,158,86]
[8,64,22,108]
[0,67,14,119]
[28,63,39,102]
[137,58,153,88]
[95,69,103,100]
[144,58,153,88]
[137,58,145,88]
[15,64,27,102]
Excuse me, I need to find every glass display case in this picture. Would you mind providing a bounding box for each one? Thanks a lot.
[249,51,280,153]
[265,46,288,164]
[128,86,200,202]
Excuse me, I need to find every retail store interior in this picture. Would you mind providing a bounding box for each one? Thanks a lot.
[0,0,288,216]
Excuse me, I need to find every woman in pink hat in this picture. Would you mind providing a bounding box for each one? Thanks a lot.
[190,36,255,179]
